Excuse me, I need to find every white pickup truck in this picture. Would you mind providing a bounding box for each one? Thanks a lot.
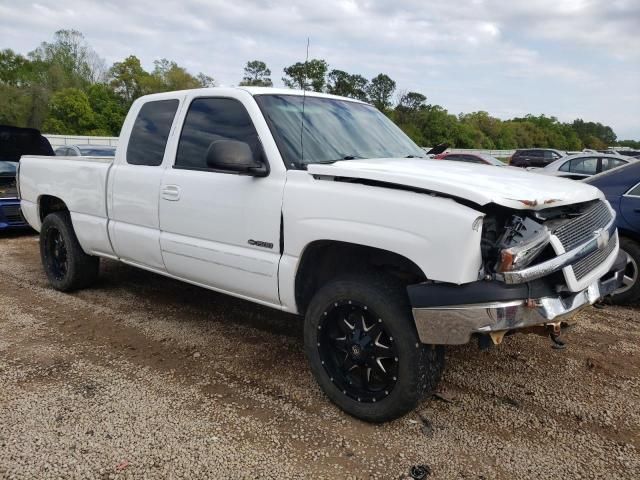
[19,87,625,422]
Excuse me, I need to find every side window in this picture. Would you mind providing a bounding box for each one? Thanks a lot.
[569,157,597,175]
[54,147,67,156]
[460,155,483,164]
[559,161,571,172]
[627,183,640,197]
[468,155,485,164]
[175,97,261,171]
[127,99,179,166]
[601,157,626,171]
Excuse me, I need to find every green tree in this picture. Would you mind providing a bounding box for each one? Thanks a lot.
[86,83,127,136]
[108,55,150,104]
[367,73,396,111]
[239,60,272,86]
[618,139,640,149]
[42,88,100,135]
[0,49,33,86]
[326,69,369,101]
[29,29,105,87]
[397,91,427,112]
[196,72,216,87]
[151,58,204,91]
[572,119,616,146]
[282,59,328,92]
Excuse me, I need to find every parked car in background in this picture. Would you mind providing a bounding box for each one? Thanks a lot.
[611,150,640,159]
[586,162,640,304]
[1,125,54,230]
[435,152,505,166]
[530,153,636,180]
[509,148,566,168]
[54,145,116,157]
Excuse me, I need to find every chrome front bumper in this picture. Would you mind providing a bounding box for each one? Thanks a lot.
[411,252,625,345]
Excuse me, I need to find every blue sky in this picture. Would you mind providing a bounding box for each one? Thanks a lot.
[1,0,638,139]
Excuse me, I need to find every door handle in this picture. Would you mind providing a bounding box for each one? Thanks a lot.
[162,185,181,201]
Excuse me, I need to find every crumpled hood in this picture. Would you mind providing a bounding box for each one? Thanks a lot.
[307,158,603,210]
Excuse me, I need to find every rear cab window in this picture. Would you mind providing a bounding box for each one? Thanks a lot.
[127,99,179,166]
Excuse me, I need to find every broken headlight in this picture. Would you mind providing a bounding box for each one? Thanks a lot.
[496,216,550,272]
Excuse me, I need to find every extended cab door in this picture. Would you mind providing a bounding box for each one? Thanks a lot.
[108,97,181,270]
[158,92,285,306]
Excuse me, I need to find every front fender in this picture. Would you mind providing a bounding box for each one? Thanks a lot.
[278,171,484,313]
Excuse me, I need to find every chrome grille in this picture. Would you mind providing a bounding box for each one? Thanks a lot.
[554,201,612,251]
[572,234,617,280]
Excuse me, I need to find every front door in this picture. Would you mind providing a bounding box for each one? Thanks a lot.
[158,95,285,306]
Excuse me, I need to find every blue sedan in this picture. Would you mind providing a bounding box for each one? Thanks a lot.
[586,162,640,304]
[1,125,55,231]
[0,160,26,230]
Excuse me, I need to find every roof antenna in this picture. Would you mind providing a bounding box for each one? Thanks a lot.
[300,37,310,165]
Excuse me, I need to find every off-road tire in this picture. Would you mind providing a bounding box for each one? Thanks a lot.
[304,274,445,422]
[40,211,99,292]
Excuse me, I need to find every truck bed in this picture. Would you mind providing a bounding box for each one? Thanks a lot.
[19,155,115,255]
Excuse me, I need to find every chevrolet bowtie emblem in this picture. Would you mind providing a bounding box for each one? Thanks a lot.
[594,228,610,249]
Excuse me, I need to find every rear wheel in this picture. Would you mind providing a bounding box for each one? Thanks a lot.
[40,211,99,292]
[611,237,640,305]
[304,274,445,422]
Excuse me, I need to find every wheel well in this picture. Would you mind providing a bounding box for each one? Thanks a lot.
[39,195,68,222]
[294,241,426,315]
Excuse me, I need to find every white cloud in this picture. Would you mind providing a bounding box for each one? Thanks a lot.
[0,0,638,137]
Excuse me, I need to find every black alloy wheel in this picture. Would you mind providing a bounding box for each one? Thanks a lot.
[304,274,445,422]
[318,300,399,403]
[44,227,68,281]
[39,211,99,292]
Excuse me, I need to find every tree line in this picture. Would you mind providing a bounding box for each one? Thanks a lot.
[1,30,635,149]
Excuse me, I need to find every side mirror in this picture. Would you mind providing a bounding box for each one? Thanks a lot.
[205,139,267,176]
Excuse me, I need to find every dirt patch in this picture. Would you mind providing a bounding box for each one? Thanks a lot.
[1,232,639,479]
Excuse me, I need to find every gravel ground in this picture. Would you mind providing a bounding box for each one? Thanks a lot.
[0,232,639,479]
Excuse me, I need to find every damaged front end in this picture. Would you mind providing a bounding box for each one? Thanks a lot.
[409,199,626,346]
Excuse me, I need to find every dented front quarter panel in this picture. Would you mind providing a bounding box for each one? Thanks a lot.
[278,170,484,313]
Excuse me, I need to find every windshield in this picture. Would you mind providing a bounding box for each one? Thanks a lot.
[254,94,425,168]
[0,161,18,176]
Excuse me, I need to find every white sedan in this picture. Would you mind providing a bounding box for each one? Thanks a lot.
[528,153,637,179]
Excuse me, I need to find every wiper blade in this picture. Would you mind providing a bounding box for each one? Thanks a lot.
[312,155,365,164]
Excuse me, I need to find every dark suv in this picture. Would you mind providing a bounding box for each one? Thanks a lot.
[509,148,565,168]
